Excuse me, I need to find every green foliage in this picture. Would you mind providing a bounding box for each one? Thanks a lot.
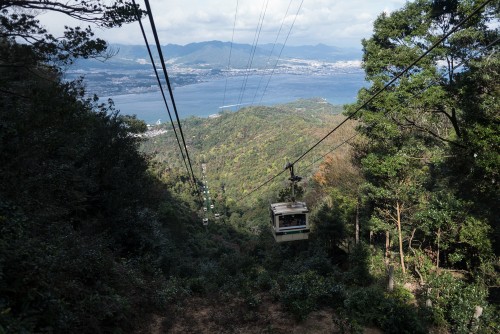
[349,0,498,281]
[1,1,497,331]
[449,217,493,270]
[280,270,344,320]
[344,285,426,334]
[426,272,492,333]
[141,99,353,211]
[0,0,144,65]
[0,38,185,332]
[344,243,373,286]
[311,189,356,255]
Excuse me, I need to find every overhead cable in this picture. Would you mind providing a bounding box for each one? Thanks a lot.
[259,0,304,104]
[250,0,294,105]
[236,0,270,107]
[302,132,359,171]
[143,0,198,187]
[131,0,191,178]
[221,0,239,110]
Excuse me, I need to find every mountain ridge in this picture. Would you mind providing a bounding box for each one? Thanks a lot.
[75,40,362,70]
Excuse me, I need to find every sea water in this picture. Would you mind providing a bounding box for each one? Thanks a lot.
[107,71,366,125]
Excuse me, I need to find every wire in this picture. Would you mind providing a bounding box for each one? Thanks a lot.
[131,0,191,178]
[237,0,493,202]
[302,132,359,171]
[143,0,198,188]
[259,0,304,104]
[221,0,239,111]
[250,0,294,105]
[241,168,288,199]
[236,0,270,107]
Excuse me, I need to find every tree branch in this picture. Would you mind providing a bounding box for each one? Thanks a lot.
[393,114,465,147]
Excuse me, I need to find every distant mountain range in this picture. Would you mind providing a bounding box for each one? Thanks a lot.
[74,40,362,70]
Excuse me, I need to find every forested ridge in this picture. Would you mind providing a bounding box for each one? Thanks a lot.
[141,99,351,205]
[1,0,499,333]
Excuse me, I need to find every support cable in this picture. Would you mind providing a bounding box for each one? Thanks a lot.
[259,0,304,104]
[221,0,239,110]
[302,133,359,171]
[250,0,294,105]
[236,0,270,107]
[131,0,191,178]
[143,0,198,187]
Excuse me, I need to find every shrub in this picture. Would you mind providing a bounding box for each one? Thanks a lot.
[344,242,373,286]
[344,285,426,334]
[426,272,489,333]
[280,270,344,320]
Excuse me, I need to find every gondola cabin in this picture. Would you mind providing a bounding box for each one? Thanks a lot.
[269,202,310,242]
[202,218,209,226]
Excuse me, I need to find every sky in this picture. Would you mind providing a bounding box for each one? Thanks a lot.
[38,0,409,49]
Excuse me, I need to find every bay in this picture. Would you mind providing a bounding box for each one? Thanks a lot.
[107,71,366,125]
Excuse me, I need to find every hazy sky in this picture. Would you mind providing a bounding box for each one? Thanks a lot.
[38,0,409,48]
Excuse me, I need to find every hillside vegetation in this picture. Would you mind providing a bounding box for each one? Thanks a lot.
[142,99,351,200]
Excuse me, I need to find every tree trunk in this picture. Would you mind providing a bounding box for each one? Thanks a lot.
[436,227,441,269]
[385,230,390,266]
[396,201,406,274]
[387,265,394,291]
[355,199,359,245]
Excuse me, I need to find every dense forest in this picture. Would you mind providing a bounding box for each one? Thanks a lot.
[1,0,498,333]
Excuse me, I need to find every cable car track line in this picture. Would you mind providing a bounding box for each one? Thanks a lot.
[131,0,191,179]
[259,0,304,104]
[250,0,294,106]
[221,0,239,111]
[143,0,198,188]
[302,132,359,171]
[236,0,270,107]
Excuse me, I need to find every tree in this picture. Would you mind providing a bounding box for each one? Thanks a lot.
[0,0,144,65]
[350,0,498,277]
[311,189,355,256]
[0,2,183,331]
[359,0,498,145]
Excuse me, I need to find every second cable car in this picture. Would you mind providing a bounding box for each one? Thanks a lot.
[269,163,310,242]
[270,201,309,242]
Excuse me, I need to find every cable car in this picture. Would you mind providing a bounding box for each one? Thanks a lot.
[202,218,209,226]
[270,202,310,242]
[269,162,310,242]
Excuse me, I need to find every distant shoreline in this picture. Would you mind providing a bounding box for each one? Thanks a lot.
[106,72,367,125]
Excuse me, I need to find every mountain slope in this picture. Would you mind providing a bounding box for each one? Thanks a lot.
[141,98,357,216]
